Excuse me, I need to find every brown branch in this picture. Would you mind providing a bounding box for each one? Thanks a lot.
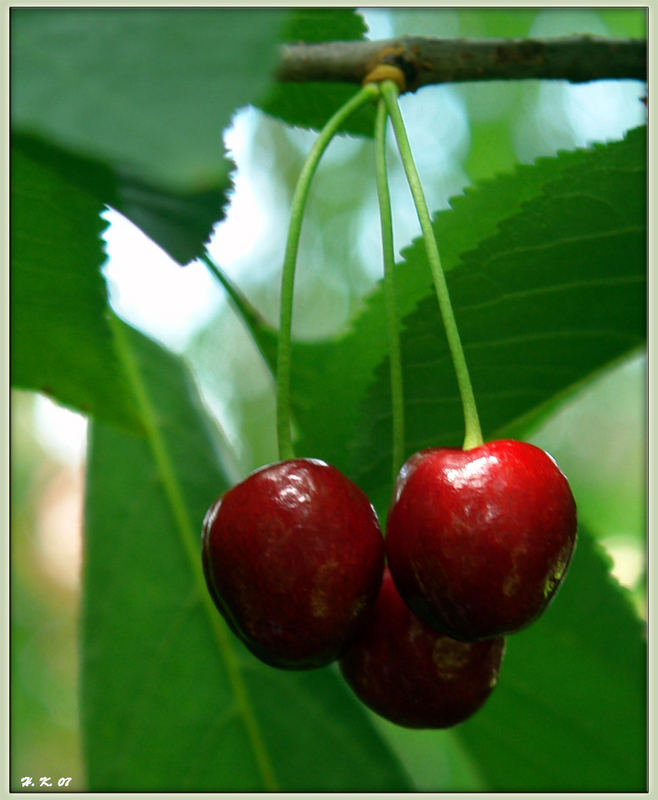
[276,35,646,92]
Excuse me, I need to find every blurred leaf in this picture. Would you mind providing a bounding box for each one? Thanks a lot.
[11,582,83,790]
[389,9,461,38]
[373,720,486,791]
[279,7,367,41]
[82,320,412,792]
[260,82,378,137]
[456,528,646,791]
[598,8,647,37]
[457,8,537,37]
[10,140,140,430]
[258,8,376,136]
[463,117,518,183]
[530,354,646,544]
[14,133,227,265]
[11,8,285,191]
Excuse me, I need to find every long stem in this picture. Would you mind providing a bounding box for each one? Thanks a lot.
[200,251,276,375]
[277,83,380,461]
[374,98,405,481]
[380,80,483,451]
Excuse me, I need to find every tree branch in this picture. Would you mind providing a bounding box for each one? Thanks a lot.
[276,35,646,92]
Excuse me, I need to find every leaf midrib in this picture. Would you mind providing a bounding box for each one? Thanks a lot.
[108,313,279,791]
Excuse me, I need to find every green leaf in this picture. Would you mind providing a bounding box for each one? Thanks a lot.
[456,529,646,791]
[289,128,645,498]
[15,133,228,266]
[598,8,647,37]
[11,8,285,191]
[112,167,229,267]
[279,7,367,40]
[353,127,646,514]
[463,116,520,183]
[227,130,645,497]
[82,320,412,792]
[457,8,538,36]
[260,82,378,137]
[10,140,139,430]
[372,720,487,791]
[258,8,376,136]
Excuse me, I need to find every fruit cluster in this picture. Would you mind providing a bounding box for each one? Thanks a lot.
[202,78,578,729]
[202,441,577,729]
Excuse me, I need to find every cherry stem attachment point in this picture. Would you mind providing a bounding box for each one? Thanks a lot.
[380,80,483,451]
[276,83,381,462]
[374,97,405,482]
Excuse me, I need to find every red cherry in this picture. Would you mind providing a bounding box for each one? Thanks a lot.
[386,440,577,641]
[202,458,385,669]
[340,569,505,728]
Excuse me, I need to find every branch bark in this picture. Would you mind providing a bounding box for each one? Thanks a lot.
[276,35,646,92]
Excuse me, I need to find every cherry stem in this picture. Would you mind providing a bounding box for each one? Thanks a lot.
[380,80,483,451]
[276,83,380,462]
[374,97,405,482]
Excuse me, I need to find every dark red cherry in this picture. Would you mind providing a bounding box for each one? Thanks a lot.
[386,440,577,641]
[340,569,505,728]
[202,458,385,669]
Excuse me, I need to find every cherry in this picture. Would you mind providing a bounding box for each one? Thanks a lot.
[340,568,505,728]
[385,439,577,641]
[202,458,385,669]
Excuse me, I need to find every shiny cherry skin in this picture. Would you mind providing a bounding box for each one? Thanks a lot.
[340,569,505,728]
[386,440,577,641]
[202,458,385,669]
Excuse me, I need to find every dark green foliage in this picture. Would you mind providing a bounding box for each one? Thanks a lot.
[14,133,228,265]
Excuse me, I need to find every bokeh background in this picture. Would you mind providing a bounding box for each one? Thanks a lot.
[11,7,646,788]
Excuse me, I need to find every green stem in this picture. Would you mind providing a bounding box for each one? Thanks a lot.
[374,98,405,481]
[200,251,276,377]
[381,81,483,451]
[276,83,380,462]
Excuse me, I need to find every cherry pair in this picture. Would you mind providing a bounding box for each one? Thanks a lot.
[201,439,576,729]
